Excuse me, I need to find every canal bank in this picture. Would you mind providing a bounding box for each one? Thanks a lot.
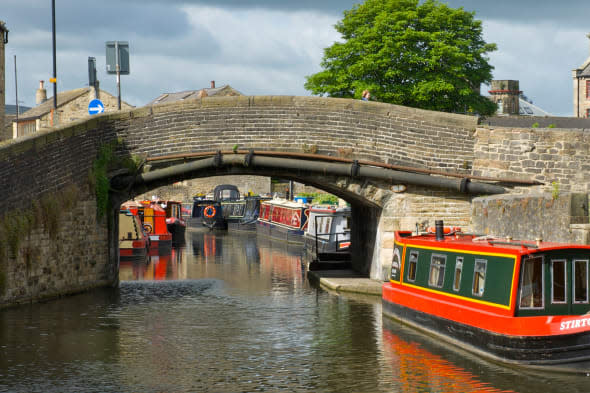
[307,269,383,296]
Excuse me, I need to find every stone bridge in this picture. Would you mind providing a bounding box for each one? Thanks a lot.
[3,95,585,307]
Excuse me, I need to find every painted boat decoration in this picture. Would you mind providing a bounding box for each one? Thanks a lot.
[257,198,309,244]
[382,220,590,374]
[304,205,351,254]
[118,207,149,261]
[156,200,186,245]
[139,200,172,252]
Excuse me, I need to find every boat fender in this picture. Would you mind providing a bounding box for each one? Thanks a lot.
[426,226,461,235]
[203,205,217,218]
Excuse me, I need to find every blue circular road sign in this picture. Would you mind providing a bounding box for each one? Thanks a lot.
[88,99,105,115]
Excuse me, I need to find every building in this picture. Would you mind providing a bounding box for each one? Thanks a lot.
[0,21,8,140]
[12,82,133,139]
[148,81,242,105]
[573,33,590,118]
[488,80,521,115]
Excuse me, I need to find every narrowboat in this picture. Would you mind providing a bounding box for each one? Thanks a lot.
[139,200,173,252]
[188,195,215,227]
[156,200,186,244]
[257,198,309,244]
[202,184,241,230]
[118,208,149,261]
[224,196,266,232]
[382,220,590,373]
[304,205,351,254]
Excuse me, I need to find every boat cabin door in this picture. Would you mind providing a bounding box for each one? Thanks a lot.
[519,254,590,315]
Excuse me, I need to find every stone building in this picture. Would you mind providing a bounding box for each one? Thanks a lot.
[12,82,133,139]
[0,21,7,140]
[488,80,521,115]
[148,80,242,105]
[573,33,590,118]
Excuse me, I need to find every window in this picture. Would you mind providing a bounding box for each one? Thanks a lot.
[407,251,419,282]
[587,80,590,99]
[429,254,446,288]
[519,256,544,309]
[453,257,463,292]
[551,259,567,304]
[472,259,487,297]
[574,260,589,304]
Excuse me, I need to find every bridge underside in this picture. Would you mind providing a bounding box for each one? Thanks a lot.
[110,153,504,278]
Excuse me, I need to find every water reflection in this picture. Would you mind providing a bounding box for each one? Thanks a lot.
[3,228,590,392]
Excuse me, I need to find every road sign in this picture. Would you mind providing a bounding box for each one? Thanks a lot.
[105,41,130,75]
[88,99,105,115]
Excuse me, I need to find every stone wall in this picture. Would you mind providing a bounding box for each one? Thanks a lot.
[122,96,477,174]
[473,126,590,193]
[0,190,113,308]
[472,193,590,244]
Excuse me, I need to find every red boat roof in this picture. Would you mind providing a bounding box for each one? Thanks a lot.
[395,230,590,256]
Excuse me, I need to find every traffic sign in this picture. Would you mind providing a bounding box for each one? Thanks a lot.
[88,99,105,115]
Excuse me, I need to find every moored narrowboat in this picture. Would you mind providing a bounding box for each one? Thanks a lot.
[118,208,149,261]
[382,220,590,373]
[139,201,172,252]
[202,184,241,230]
[157,200,186,244]
[304,205,351,254]
[257,198,309,244]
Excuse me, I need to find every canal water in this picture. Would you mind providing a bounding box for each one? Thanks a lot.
[1,228,590,392]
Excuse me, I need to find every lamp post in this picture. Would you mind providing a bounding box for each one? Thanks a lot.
[51,0,57,121]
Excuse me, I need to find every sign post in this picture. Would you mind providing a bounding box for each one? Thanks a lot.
[105,41,129,110]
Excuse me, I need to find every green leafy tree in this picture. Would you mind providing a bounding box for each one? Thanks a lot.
[305,0,498,115]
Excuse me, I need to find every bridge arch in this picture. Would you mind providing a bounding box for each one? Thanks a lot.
[0,95,495,306]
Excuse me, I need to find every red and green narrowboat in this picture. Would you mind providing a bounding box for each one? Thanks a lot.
[382,220,590,373]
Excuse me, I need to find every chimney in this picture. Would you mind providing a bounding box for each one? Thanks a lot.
[36,80,47,105]
[210,80,215,89]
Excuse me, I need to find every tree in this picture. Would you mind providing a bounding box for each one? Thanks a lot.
[305,0,498,115]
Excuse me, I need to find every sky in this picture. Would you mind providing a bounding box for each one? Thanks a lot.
[2,0,590,116]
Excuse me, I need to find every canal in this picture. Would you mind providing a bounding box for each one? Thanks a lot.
[1,228,590,392]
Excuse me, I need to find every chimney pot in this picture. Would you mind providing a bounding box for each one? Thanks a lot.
[36,80,47,105]
[211,80,215,89]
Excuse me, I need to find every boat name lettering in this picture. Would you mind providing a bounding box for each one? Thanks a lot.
[560,318,590,331]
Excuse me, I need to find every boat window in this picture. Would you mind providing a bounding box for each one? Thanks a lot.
[574,260,589,304]
[519,256,544,309]
[551,259,567,304]
[453,257,463,292]
[428,254,446,288]
[407,251,419,282]
[472,259,487,297]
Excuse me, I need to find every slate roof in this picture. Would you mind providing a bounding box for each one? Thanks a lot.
[18,87,89,121]
[575,62,590,77]
[5,104,31,115]
[148,84,242,106]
